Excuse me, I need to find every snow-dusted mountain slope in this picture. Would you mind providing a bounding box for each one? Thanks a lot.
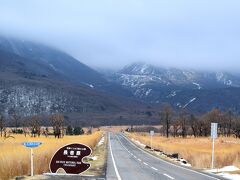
[0,36,136,118]
[108,62,240,112]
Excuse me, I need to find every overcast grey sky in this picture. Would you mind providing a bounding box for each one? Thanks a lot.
[0,0,240,71]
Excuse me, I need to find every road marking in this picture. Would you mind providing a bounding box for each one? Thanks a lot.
[109,133,122,180]
[163,174,175,179]
[143,162,148,166]
[151,167,158,171]
[137,158,142,162]
[133,155,137,158]
[120,134,220,180]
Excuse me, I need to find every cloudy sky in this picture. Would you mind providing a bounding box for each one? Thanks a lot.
[0,0,240,71]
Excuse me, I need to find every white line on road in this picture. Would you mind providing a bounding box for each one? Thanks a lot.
[109,133,122,180]
[137,158,142,162]
[120,134,220,180]
[143,162,148,166]
[163,174,175,179]
[163,174,174,179]
[151,167,158,171]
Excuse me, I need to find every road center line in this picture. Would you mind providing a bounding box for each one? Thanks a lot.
[163,173,175,179]
[138,158,142,162]
[143,162,148,166]
[109,133,122,180]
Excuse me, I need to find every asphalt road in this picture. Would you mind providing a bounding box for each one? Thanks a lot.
[106,132,224,180]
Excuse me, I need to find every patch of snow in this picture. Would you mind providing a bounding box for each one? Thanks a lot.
[82,83,94,88]
[193,82,201,89]
[49,64,57,71]
[167,91,177,98]
[217,173,240,180]
[145,89,152,96]
[226,80,232,86]
[176,103,182,108]
[179,158,192,167]
[206,166,240,173]
[131,138,146,148]
[88,156,98,161]
[140,64,149,74]
[216,72,224,81]
[205,166,240,180]
[97,136,105,146]
[215,72,233,86]
[183,98,196,108]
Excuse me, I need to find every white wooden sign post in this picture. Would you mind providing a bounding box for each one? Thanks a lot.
[211,123,218,169]
[150,130,154,150]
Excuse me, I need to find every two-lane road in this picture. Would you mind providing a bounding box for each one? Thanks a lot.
[106,132,224,180]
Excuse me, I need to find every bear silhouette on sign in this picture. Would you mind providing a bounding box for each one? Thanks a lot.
[50,143,92,174]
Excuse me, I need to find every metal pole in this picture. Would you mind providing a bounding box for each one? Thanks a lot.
[31,148,33,176]
[211,138,215,169]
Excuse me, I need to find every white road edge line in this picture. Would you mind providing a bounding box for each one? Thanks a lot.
[164,173,175,179]
[109,133,122,180]
[151,167,158,171]
[120,133,220,180]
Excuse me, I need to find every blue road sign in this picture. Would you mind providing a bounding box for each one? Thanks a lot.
[23,142,42,148]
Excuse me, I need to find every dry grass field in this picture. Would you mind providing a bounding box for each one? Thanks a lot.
[0,131,103,180]
[127,132,240,169]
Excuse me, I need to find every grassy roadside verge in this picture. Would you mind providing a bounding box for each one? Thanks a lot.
[0,131,103,180]
[82,132,108,177]
[126,132,240,169]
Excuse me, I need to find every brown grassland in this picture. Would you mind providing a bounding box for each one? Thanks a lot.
[0,131,103,180]
[127,132,240,169]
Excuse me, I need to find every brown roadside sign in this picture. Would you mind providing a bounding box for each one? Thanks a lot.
[50,143,92,174]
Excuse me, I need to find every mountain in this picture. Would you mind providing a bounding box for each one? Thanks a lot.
[0,36,133,97]
[0,37,155,125]
[109,62,240,113]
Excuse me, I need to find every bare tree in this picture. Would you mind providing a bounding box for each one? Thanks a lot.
[190,114,198,137]
[201,108,220,137]
[172,119,181,137]
[50,113,64,138]
[179,109,188,138]
[12,113,21,133]
[226,110,233,137]
[0,114,5,137]
[233,117,240,138]
[29,115,41,137]
[159,103,173,138]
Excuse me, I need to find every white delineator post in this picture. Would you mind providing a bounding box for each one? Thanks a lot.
[150,130,154,150]
[151,135,152,150]
[211,123,218,169]
[211,138,215,169]
[31,148,34,176]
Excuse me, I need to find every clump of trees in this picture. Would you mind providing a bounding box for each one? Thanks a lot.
[159,103,240,138]
[66,125,84,135]
[0,112,91,138]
